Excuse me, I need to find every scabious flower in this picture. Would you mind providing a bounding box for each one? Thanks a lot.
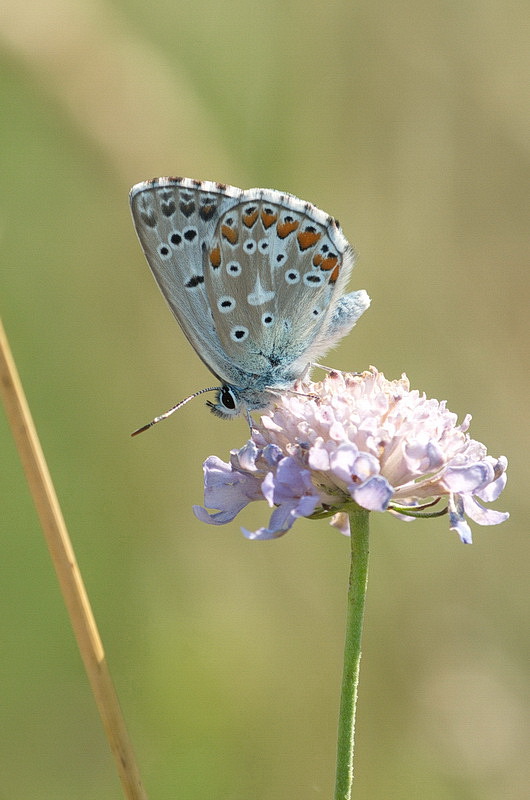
[193,369,508,543]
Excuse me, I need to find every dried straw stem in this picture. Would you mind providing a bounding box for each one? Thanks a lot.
[0,317,147,800]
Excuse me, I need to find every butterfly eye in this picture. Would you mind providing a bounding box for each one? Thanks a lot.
[206,386,240,418]
[220,386,237,410]
[206,385,240,418]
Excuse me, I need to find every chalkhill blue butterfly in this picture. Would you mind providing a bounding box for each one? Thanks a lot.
[130,177,370,433]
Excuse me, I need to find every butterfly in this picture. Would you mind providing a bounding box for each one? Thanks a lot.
[130,177,369,433]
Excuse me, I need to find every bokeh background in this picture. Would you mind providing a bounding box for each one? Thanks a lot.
[1,1,528,798]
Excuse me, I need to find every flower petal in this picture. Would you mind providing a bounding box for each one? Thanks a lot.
[475,457,508,502]
[448,494,473,543]
[352,475,393,511]
[462,494,510,526]
[308,441,331,471]
[243,500,304,540]
[193,455,263,526]
[233,440,259,472]
[193,505,242,526]
[442,462,494,493]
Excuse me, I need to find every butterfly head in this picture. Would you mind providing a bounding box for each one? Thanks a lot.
[206,382,280,419]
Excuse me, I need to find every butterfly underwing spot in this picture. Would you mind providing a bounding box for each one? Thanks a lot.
[258,239,269,252]
[297,226,321,251]
[226,261,242,277]
[261,208,278,228]
[320,255,339,271]
[230,326,249,342]
[159,191,176,217]
[169,231,182,247]
[221,224,239,245]
[137,196,157,227]
[243,240,257,254]
[329,264,340,283]
[158,243,172,259]
[312,250,341,283]
[183,227,198,242]
[261,312,275,327]
[179,195,195,217]
[303,273,324,286]
[247,274,275,306]
[209,246,221,269]
[285,269,300,284]
[185,275,205,288]
[277,216,300,239]
[199,199,217,221]
[243,206,259,228]
[217,296,236,313]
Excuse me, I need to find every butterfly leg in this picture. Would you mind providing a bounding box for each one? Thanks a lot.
[312,362,344,373]
[245,409,255,432]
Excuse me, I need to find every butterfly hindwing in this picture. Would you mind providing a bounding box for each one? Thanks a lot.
[204,189,356,375]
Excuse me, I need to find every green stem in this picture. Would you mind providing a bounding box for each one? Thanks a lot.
[334,509,370,800]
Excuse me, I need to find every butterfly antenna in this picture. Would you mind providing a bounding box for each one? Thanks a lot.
[131,387,220,436]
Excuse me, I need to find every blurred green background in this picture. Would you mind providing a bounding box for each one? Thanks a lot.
[1,1,528,798]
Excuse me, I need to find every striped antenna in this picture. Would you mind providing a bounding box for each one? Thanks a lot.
[131,387,220,436]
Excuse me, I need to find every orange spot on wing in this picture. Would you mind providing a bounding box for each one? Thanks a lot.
[261,210,278,228]
[329,264,340,283]
[209,246,221,268]
[320,255,339,271]
[297,230,321,250]
[243,209,259,228]
[312,253,323,267]
[221,224,239,244]
[277,219,299,239]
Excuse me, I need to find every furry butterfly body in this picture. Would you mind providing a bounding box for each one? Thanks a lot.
[130,177,369,420]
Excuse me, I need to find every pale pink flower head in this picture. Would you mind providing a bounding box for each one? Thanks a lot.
[193,369,508,543]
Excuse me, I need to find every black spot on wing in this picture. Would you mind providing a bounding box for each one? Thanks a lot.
[185,275,205,288]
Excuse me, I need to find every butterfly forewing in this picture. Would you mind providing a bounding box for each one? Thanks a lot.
[130,178,245,383]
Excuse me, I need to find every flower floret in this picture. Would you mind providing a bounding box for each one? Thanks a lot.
[194,369,508,543]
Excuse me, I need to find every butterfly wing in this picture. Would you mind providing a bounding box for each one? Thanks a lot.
[130,177,247,385]
[131,178,369,398]
[203,188,362,381]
